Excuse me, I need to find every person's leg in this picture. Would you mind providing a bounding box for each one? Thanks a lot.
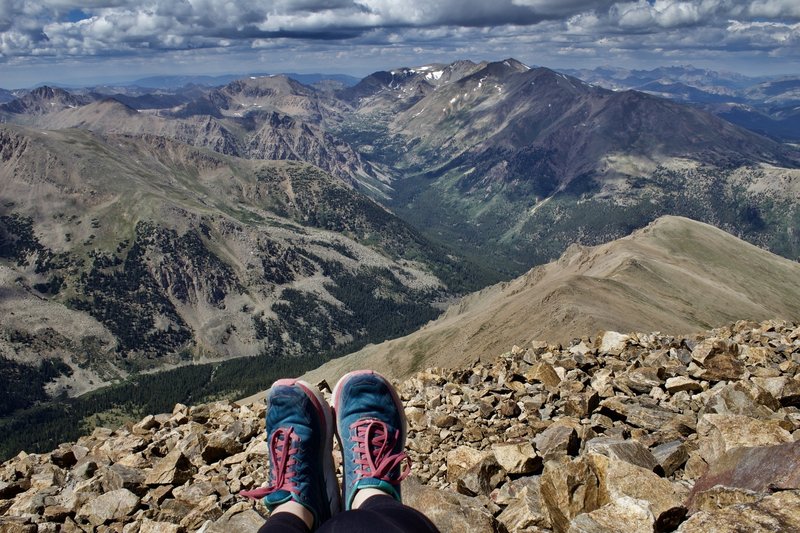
[257,510,311,533]
[242,379,340,531]
[317,494,439,533]
[331,370,440,532]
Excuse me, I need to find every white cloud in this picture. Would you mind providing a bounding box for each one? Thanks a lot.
[0,0,798,86]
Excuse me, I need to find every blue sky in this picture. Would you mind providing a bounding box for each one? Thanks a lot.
[1,1,799,88]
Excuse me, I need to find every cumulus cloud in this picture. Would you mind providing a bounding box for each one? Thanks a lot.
[0,0,799,83]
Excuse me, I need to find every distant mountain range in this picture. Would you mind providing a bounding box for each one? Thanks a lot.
[2,59,799,269]
[564,65,800,142]
[2,59,800,451]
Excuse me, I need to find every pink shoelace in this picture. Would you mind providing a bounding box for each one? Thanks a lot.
[350,419,411,483]
[240,427,300,499]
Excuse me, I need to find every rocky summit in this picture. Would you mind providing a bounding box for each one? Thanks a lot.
[1,319,799,532]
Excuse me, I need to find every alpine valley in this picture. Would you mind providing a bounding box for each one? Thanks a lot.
[1,58,799,458]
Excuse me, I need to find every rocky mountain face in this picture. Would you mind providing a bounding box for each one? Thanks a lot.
[0,87,92,117]
[299,216,800,388]
[3,62,799,271]
[0,81,380,191]
[330,59,800,270]
[1,318,798,532]
[0,125,475,414]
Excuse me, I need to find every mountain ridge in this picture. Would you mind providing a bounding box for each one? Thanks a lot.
[297,215,800,388]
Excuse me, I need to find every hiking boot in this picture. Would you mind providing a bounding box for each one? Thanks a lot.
[241,379,339,526]
[333,370,411,510]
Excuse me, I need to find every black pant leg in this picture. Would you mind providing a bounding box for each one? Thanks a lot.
[317,495,440,533]
[258,511,311,533]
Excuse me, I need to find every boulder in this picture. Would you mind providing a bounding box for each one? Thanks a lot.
[687,441,800,512]
[596,332,630,356]
[589,452,686,531]
[541,456,602,533]
[568,496,655,533]
[678,490,800,532]
[534,425,579,460]
[76,488,140,526]
[696,414,792,465]
[404,476,499,533]
[144,451,195,486]
[456,454,506,497]
[492,443,541,475]
[585,437,659,472]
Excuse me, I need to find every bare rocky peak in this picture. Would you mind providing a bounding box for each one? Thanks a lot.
[0,86,93,116]
[1,319,798,531]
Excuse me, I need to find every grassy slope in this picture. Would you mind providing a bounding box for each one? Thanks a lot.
[296,216,800,388]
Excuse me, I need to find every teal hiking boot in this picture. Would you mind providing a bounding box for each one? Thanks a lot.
[241,379,339,527]
[333,370,411,511]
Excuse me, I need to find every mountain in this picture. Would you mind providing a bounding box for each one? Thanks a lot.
[563,65,760,94]
[0,124,486,411]
[300,216,800,386]
[0,86,94,117]
[564,66,800,142]
[0,80,385,192]
[0,89,15,105]
[5,59,800,270]
[330,59,800,270]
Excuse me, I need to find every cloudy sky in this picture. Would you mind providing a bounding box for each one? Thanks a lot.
[1,0,799,88]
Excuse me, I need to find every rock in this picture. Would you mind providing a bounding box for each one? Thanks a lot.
[456,454,506,497]
[696,414,792,464]
[652,440,688,477]
[497,480,550,532]
[585,437,659,472]
[690,486,762,514]
[525,362,561,390]
[563,391,600,418]
[568,496,655,533]
[701,382,776,419]
[144,451,195,486]
[205,505,264,533]
[701,353,745,381]
[753,376,800,408]
[179,495,222,530]
[156,499,194,524]
[50,446,77,468]
[404,476,499,533]
[622,367,664,394]
[534,425,579,460]
[596,331,630,356]
[677,490,800,532]
[100,464,146,496]
[665,376,702,394]
[138,519,184,533]
[0,518,36,533]
[76,489,140,526]
[492,443,541,475]
[446,447,490,484]
[132,415,160,435]
[498,398,521,418]
[691,339,737,366]
[541,456,602,533]
[202,425,245,463]
[589,452,686,532]
[687,441,800,511]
